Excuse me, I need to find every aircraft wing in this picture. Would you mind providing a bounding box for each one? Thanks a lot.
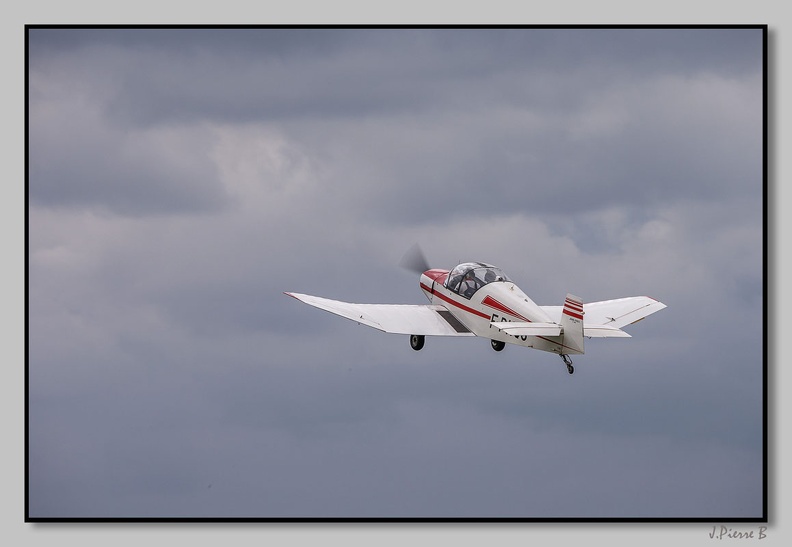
[490,321,630,338]
[285,292,475,336]
[489,322,562,337]
[541,296,666,330]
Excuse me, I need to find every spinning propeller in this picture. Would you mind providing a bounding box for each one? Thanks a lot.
[399,243,431,275]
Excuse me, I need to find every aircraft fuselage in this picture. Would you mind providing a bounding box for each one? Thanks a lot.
[419,268,581,355]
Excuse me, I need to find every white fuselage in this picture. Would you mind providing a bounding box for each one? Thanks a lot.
[419,269,577,355]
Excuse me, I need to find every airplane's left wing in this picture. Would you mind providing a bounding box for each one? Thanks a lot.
[285,292,475,336]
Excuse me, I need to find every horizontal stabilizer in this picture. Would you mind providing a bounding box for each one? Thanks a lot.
[489,321,562,337]
[584,325,631,338]
[583,296,667,329]
[540,296,666,330]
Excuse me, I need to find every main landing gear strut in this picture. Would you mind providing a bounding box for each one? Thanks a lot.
[561,354,574,375]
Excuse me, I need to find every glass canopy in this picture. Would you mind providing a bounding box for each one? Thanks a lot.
[445,262,511,299]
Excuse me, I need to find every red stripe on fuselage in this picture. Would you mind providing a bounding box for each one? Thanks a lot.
[481,295,531,322]
[420,282,490,319]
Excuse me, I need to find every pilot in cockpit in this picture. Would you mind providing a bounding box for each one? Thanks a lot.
[460,271,482,298]
[484,269,496,284]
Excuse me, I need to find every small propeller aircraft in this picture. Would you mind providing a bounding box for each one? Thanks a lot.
[285,245,666,374]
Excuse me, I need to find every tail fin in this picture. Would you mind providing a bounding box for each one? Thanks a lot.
[560,293,585,355]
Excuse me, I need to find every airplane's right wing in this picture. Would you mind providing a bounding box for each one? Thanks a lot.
[285,292,475,336]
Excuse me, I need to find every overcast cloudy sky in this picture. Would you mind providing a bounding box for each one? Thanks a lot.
[27,27,764,520]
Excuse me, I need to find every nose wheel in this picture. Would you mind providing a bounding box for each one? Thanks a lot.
[410,334,425,351]
[561,354,574,374]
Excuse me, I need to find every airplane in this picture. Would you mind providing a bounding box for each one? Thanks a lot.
[285,246,666,374]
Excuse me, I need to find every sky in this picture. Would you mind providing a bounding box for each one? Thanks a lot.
[25,26,765,521]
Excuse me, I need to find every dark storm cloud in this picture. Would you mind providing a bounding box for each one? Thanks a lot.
[28,27,360,61]
[29,339,763,518]
[28,118,229,216]
[28,28,761,220]
[29,28,762,126]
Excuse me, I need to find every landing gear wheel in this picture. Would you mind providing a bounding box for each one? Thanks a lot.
[561,354,574,375]
[491,339,505,352]
[410,334,425,351]
[566,363,575,375]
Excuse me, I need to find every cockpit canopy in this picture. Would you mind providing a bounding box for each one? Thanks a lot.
[445,262,512,299]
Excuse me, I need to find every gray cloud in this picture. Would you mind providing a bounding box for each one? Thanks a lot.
[27,27,764,519]
[28,28,761,220]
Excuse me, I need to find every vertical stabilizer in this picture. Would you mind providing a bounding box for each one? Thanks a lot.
[560,293,585,355]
